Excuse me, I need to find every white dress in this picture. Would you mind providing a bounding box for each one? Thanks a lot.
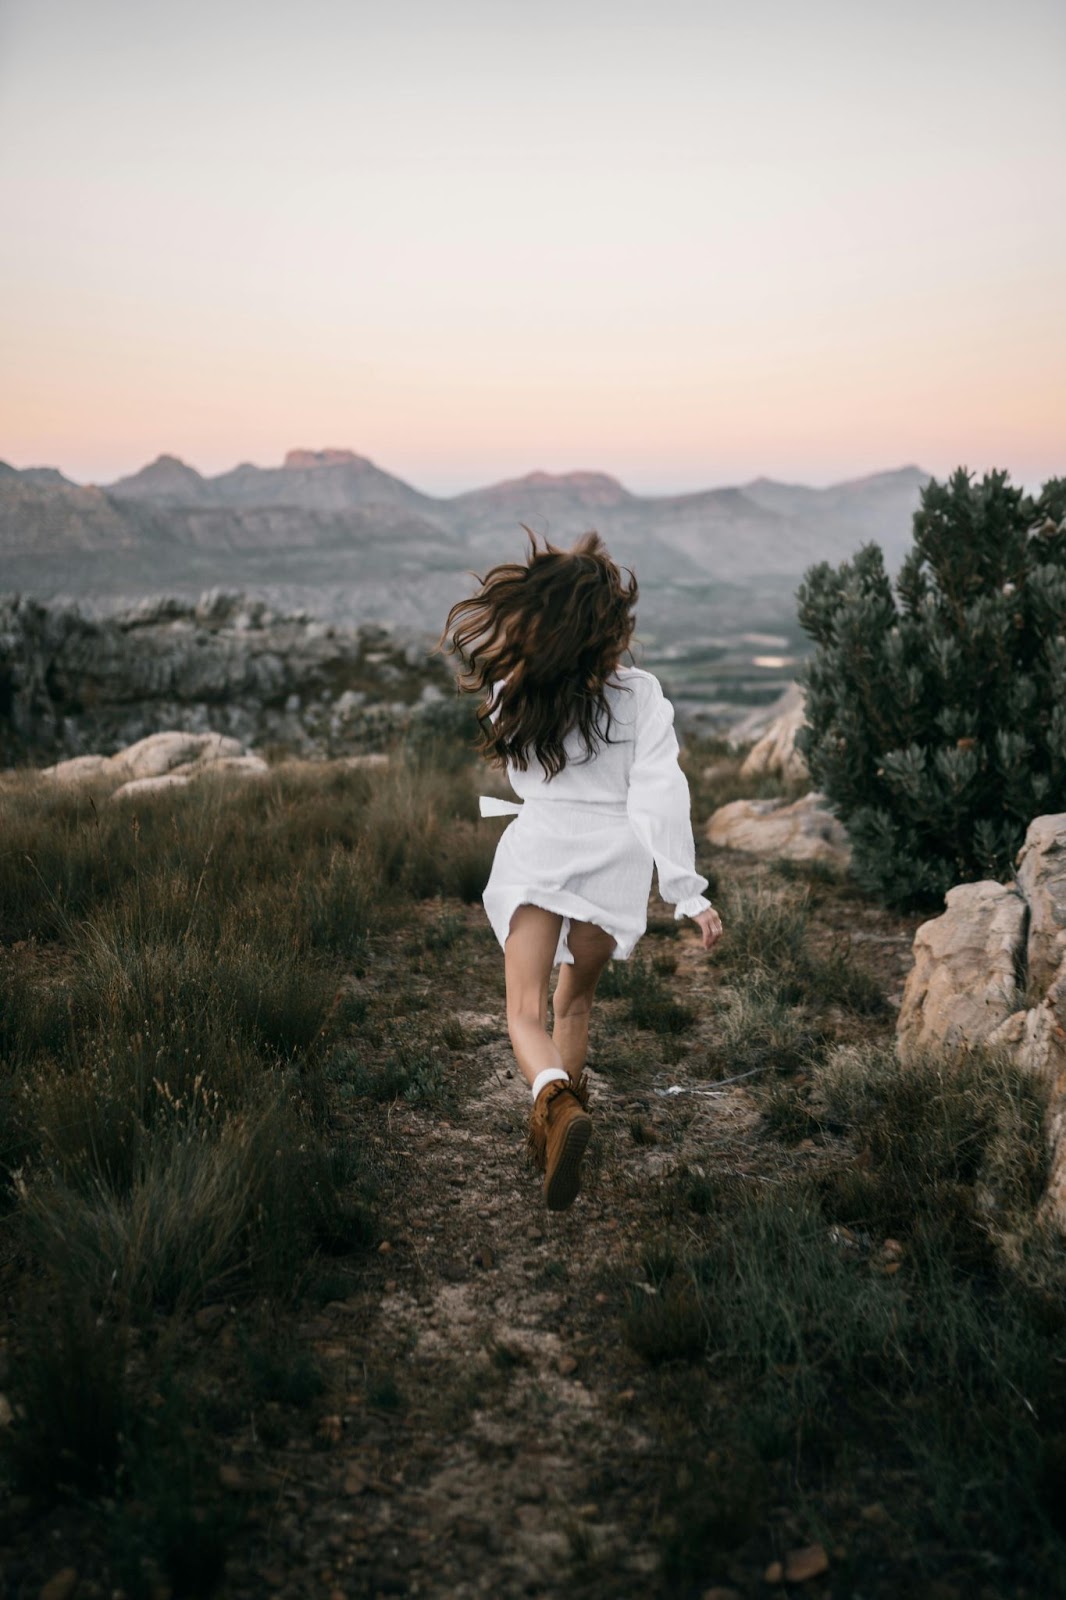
[478,665,713,966]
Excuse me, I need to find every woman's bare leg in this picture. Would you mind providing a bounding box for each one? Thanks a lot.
[551,919,617,1081]
[504,904,568,1089]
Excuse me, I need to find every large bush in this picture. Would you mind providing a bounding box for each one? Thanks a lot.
[795,468,1066,908]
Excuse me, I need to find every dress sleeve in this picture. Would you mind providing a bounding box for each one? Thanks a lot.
[626,675,714,919]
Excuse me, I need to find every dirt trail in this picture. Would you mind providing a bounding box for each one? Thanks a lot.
[219,873,916,1599]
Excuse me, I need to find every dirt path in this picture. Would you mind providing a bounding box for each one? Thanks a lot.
[214,864,917,1600]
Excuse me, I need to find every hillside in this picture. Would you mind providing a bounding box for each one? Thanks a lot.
[1,745,1062,1597]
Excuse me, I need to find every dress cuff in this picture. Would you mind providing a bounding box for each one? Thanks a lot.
[674,893,714,920]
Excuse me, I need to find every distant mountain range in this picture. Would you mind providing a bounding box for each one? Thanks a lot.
[0,446,936,721]
[1,446,933,585]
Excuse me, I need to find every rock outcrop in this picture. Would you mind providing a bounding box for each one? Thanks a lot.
[0,591,458,765]
[735,683,809,782]
[896,881,1027,1060]
[705,791,851,868]
[897,814,1066,1231]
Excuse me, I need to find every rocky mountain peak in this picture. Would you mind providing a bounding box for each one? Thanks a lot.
[282,448,372,471]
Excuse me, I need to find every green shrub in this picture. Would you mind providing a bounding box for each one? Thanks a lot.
[796,468,1066,908]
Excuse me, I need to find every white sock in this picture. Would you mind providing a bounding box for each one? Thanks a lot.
[531,1066,570,1102]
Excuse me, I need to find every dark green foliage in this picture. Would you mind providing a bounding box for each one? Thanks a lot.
[796,469,1066,907]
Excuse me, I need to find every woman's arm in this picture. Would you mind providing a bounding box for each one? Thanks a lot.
[625,674,715,919]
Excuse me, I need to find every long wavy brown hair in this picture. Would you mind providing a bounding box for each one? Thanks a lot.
[437,528,639,776]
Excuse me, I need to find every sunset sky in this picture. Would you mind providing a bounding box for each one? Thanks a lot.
[1,0,1062,496]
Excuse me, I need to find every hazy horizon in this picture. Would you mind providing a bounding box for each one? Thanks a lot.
[2,0,1063,496]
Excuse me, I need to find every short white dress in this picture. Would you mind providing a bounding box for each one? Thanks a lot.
[478,665,713,967]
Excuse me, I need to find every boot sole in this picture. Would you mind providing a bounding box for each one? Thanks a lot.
[544,1112,592,1211]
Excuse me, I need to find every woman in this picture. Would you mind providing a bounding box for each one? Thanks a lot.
[439,529,724,1212]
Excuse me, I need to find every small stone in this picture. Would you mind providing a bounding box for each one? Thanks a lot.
[764,1561,784,1584]
[378,1240,393,1253]
[557,1354,579,1376]
[784,1543,829,1582]
[594,1292,609,1304]
[39,1572,78,1600]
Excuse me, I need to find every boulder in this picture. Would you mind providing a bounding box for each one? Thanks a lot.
[896,814,1066,1232]
[41,753,115,783]
[737,684,809,782]
[897,881,1027,1063]
[111,774,192,801]
[705,791,851,868]
[1015,813,1066,996]
[42,730,269,794]
[116,731,246,780]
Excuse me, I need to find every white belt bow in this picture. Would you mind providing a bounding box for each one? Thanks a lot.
[478,794,523,817]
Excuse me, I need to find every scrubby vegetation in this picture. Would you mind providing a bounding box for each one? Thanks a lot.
[0,736,1063,1598]
[796,468,1066,908]
[0,756,496,1593]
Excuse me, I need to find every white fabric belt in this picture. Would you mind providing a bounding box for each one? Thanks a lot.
[478,794,630,819]
[479,795,523,817]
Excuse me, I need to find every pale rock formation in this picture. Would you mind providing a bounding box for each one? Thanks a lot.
[896,814,1066,1231]
[896,882,1027,1061]
[705,791,851,868]
[43,730,270,797]
[112,774,192,801]
[736,683,809,782]
[1015,813,1066,996]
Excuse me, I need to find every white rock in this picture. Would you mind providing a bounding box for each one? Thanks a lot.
[737,684,809,782]
[705,791,850,868]
[1015,812,1066,996]
[897,881,1026,1064]
[896,815,1066,1234]
[40,753,117,782]
[728,683,803,748]
[110,774,192,801]
[118,731,245,779]
[169,754,269,779]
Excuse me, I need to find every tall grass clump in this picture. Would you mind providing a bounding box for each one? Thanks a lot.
[625,1044,1066,1587]
[714,878,887,1017]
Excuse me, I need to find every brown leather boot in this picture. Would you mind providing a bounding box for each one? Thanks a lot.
[526,1072,592,1211]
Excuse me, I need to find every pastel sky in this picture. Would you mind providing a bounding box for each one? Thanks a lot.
[1,0,1062,495]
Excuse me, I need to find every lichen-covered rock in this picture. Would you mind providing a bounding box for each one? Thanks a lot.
[705,791,850,868]
[896,881,1026,1063]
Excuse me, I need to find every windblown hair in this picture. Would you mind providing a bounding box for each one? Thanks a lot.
[437,528,639,777]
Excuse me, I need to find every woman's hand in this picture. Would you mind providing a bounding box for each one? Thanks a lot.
[692,906,724,951]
